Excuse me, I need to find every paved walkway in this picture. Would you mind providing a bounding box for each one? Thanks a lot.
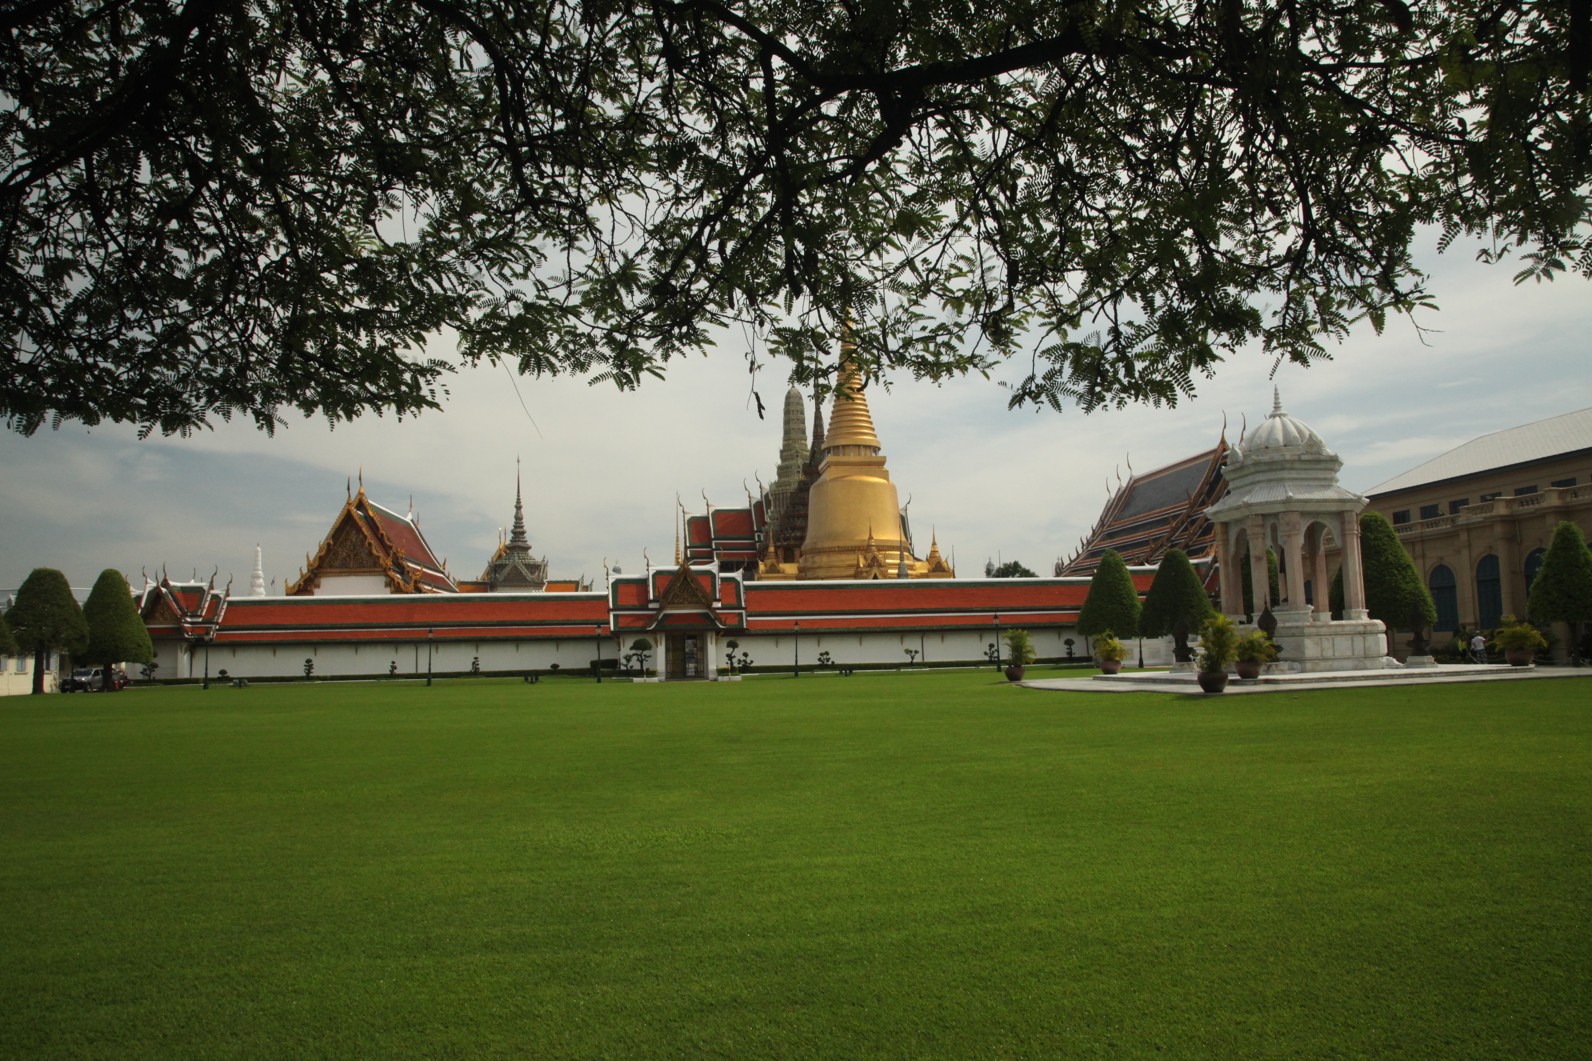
[1020,663,1592,695]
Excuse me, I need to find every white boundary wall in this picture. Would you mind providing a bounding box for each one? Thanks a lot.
[152,625,1176,680]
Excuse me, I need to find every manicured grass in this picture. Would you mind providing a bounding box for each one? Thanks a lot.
[2,671,1589,1059]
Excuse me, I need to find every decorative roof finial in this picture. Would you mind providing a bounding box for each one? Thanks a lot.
[1272,386,1284,416]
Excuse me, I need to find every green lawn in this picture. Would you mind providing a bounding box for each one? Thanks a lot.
[3,671,1589,1059]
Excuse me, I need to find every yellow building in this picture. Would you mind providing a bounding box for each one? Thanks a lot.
[1364,407,1592,633]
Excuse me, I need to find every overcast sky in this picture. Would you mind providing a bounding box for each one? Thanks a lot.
[3,242,1589,596]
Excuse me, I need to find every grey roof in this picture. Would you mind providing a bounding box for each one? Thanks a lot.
[1115,451,1218,521]
[1367,407,1592,496]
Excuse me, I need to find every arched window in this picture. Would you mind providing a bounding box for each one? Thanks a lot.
[1524,547,1547,593]
[1429,565,1459,633]
[1476,555,1503,629]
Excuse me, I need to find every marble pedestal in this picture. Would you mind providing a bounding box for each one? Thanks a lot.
[1258,608,1388,673]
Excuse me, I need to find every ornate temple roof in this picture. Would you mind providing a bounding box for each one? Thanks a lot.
[480,467,549,591]
[1059,442,1228,578]
[288,481,456,595]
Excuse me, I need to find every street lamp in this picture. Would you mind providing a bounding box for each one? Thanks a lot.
[594,624,604,682]
[993,613,1002,671]
[201,631,213,690]
[793,620,800,679]
[426,627,434,687]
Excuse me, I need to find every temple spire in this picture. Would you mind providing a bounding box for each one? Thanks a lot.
[824,348,882,456]
[508,458,529,548]
[250,544,266,597]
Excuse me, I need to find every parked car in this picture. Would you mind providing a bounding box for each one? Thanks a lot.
[61,667,128,692]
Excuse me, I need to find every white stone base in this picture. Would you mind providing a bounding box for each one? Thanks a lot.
[1267,616,1388,673]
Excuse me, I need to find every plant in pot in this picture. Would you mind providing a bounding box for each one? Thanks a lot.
[1492,615,1547,666]
[1093,631,1129,675]
[1233,629,1277,680]
[1002,628,1037,681]
[1196,614,1238,693]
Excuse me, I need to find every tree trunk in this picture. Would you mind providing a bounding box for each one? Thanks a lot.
[31,646,47,694]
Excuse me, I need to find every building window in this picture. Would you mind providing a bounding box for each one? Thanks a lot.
[1525,547,1547,591]
[1551,477,1577,488]
[1419,504,1440,520]
[1514,485,1538,496]
[1392,510,1411,525]
[1476,555,1503,629]
[1429,565,1459,633]
[1449,499,1469,514]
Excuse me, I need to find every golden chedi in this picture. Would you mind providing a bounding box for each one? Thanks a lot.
[798,354,951,579]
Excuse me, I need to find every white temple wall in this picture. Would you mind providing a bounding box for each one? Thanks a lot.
[147,624,1177,681]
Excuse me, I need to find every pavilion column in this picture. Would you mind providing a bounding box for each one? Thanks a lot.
[1247,514,1271,615]
[1214,524,1238,615]
[1280,512,1307,613]
[1312,527,1331,622]
[1342,511,1369,618]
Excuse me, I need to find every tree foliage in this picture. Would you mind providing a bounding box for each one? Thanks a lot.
[4,1,1588,436]
[0,604,18,658]
[988,560,1038,579]
[1137,548,1214,638]
[1077,550,1141,638]
[1359,511,1437,630]
[7,568,88,694]
[83,569,155,689]
[1527,521,1592,629]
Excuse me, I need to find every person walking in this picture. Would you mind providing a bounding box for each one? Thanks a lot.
[1469,631,1488,665]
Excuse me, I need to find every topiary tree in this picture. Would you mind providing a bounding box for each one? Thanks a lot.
[7,568,88,694]
[82,569,154,691]
[1527,520,1592,659]
[1137,549,1215,663]
[1359,511,1436,632]
[1077,550,1141,642]
[0,606,18,661]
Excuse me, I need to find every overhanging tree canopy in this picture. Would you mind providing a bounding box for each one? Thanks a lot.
[4,1,1589,437]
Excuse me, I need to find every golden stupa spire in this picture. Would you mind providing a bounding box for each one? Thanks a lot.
[824,322,882,456]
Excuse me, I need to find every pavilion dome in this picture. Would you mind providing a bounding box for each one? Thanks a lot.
[1230,388,1332,463]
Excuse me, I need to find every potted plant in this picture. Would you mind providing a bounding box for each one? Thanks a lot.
[1093,631,1129,675]
[1196,614,1238,693]
[1233,629,1277,680]
[1002,628,1036,681]
[1493,615,1547,666]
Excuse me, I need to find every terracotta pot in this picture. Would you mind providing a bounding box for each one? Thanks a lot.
[1099,658,1123,675]
[1505,648,1534,667]
[1196,670,1229,694]
[1003,665,1026,682]
[1234,659,1262,680]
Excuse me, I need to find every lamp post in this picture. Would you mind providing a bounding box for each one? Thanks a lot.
[201,631,213,690]
[793,620,800,679]
[426,627,434,687]
[595,625,604,682]
[993,613,1002,671]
